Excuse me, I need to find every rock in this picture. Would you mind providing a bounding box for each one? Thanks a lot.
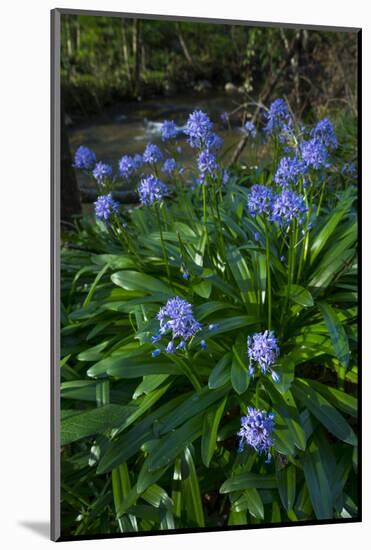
[225,82,238,94]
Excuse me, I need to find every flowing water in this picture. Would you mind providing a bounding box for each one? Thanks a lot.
[68,92,265,191]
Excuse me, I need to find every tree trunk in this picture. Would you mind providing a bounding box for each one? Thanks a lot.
[132,19,142,96]
[121,19,132,86]
[176,23,195,67]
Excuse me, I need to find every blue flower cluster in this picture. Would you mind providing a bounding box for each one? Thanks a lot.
[74,145,97,170]
[247,184,307,227]
[247,185,273,217]
[238,407,275,461]
[184,110,214,149]
[311,118,338,150]
[244,120,257,137]
[94,193,120,221]
[162,158,177,174]
[264,98,292,135]
[161,120,178,141]
[118,154,143,179]
[93,162,113,184]
[143,143,163,164]
[274,156,306,187]
[300,138,330,170]
[138,175,169,206]
[197,149,218,181]
[151,297,202,355]
[271,189,308,227]
[247,330,280,383]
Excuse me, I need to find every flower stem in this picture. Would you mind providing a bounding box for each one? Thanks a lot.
[155,202,171,285]
[264,222,272,330]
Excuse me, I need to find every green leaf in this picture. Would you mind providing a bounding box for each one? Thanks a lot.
[61,404,133,446]
[201,396,227,467]
[160,386,229,436]
[277,464,296,512]
[310,197,353,264]
[292,379,357,445]
[304,380,357,418]
[318,302,350,368]
[278,284,314,307]
[231,349,249,394]
[232,488,264,519]
[208,353,232,389]
[111,270,173,296]
[263,380,306,451]
[182,448,205,527]
[303,439,333,519]
[192,280,212,298]
[147,416,203,472]
[220,472,277,493]
[87,354,181,379]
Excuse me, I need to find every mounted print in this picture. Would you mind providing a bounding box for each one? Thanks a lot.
[51,8,361,541]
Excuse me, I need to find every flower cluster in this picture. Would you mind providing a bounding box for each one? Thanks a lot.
[274,156,306,187]
[118,154,143,179]
[197,149,218,181]
[151,297,202,355]
[162,158,177,174]
[311,118,338,150]
[244,120,257,137]
[184,110,214,149]
[93,162,113,184]
[74,145,97,170]
[271,189,307,227]
[161,120,178,141]
[94,193,120,221]
[300,138,330,170]
[247,185,274,217]
[138,175,168,206]
[143,143,163,164]
[238,407,275,461]
[264,98,292,134]
[247,330,280,382]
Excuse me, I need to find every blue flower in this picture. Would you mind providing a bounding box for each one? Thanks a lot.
[184,110,213,149]
[200,340,207,350]
[161,120,178,141]
[244,120,257,137]
[94,193,120,221]
[154,297,202,353]
[238,407,275,460]
[133,154,143,169]
[271,189,307,226]
[162,158,177,174]
[300,138,330,169]
[247,185,274,217]
[254,232,260,242]
[274,156,306,187]
[152,348,161,357]
[264,98,291,134]
[220,112,229,124]
[73,146,96,170]
[93,162,113,184]
[247,330,280,382]
[138,175,168,206]
[311,118,337,150]
[205,132,224,150]
[222,169,230,185]
[143,143,163,164]
[197,149,218,181]
[118,155,135,179]
[341,161,356,176]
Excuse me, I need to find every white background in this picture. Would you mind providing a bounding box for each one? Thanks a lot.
[0,0,368,548]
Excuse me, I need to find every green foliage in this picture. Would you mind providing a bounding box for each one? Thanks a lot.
[60,131,358,537]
